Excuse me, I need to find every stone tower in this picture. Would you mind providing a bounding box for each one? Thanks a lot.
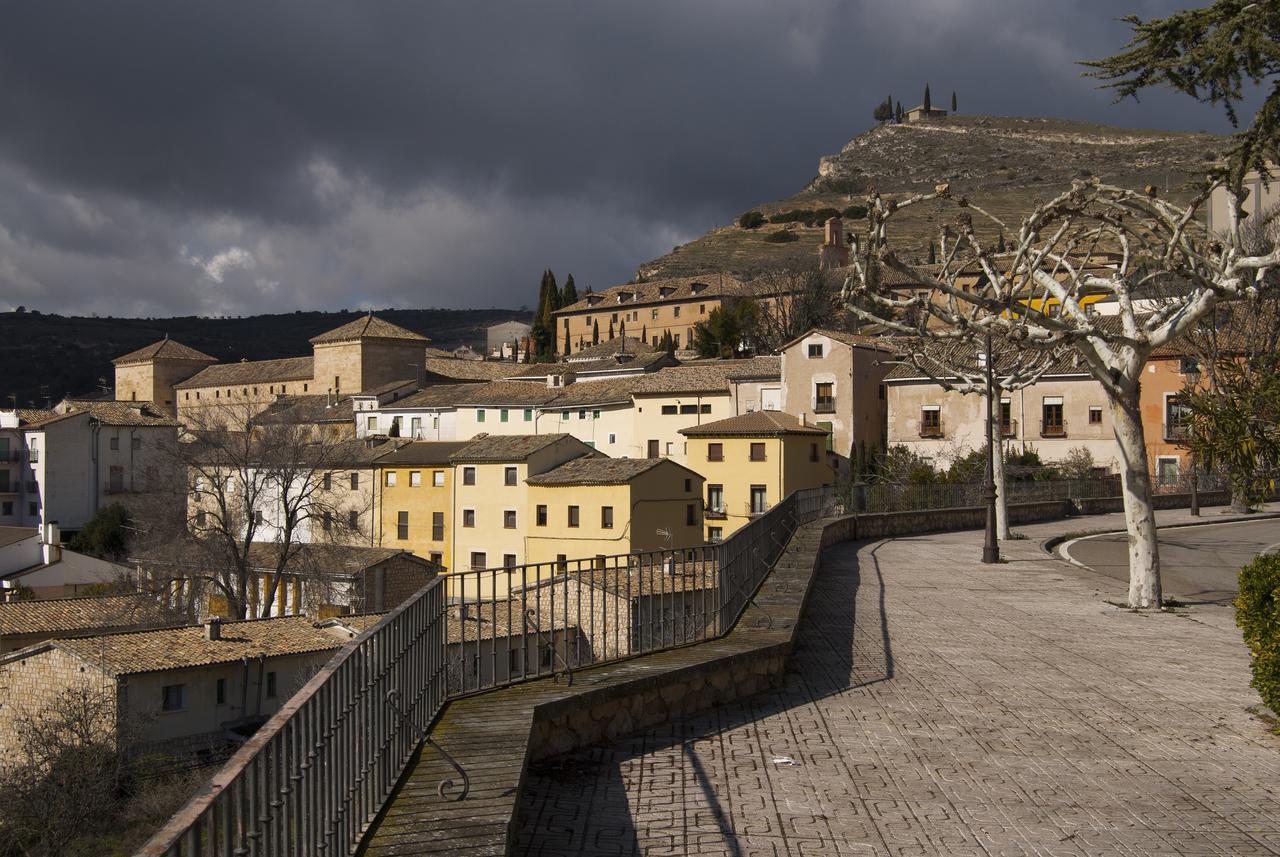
[112,337,218,416]
[818,216,850,270]
[309,314,430,396]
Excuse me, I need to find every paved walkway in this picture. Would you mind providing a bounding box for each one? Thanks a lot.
[515,507,1280,856]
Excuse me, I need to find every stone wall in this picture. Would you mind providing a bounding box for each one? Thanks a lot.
[0,647,116,757]
[1075,490,1231,516]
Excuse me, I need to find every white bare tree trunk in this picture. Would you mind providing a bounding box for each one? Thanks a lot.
[1111,392,1162,608]
[988,388,1011,539]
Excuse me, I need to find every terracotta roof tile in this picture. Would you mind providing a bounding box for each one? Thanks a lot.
[376,440,473,465]
[174,356,315,389]
[525,457,671,486]
[309,314,429,345]
[567,337,657,361]
[423,357,515,382]
[0,594,171,638]
[450,433,589,463]
[556,274,749,315]
[679,410,829,437]
[113,338,218,366]
[30,401,176,428]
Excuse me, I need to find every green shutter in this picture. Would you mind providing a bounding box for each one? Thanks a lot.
[817,421,833,451]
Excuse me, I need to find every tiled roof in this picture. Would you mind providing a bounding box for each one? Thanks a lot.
[113,337,217,366]
[357,379,416,398]
[447,381,563,408]
[309,314,430,345]
[376,440,473,466]
[631,357,780,395]
[450,433,587,463]
[782,328,897,353]
[423,357,515,382]
[13,408,55,426]
[567,338,656,362]
[556,274,749,315]
[0,526,38,549]
[881,338,1087,381]
[525,456,670,486]
[545,377,644,407]
[0,594,171,638]
[679,410,829,437]
[29,401,176,428]
[54,615,345,676]
[174,356,315,389]
[242,543,422,576]
[253,395,354,425]
[389,383,489,409]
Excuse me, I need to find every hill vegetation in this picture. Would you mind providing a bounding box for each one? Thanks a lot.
[640,114,1227,280]
[0,308,531,408]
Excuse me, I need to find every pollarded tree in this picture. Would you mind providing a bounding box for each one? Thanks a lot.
[842,175,1280,608]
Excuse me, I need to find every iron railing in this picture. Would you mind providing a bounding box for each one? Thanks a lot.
[139,485,836,856]
[847,477,1123,514]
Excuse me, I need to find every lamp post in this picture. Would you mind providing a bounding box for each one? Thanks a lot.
[980,333,1000,564]
[1185,364,1201,516]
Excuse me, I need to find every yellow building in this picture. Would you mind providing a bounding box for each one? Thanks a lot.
[374,440,472,569]
[524,457,705,566]
[680,411,832,541]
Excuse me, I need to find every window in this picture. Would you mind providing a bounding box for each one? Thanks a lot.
[433,470,445,487]
[1088,406,1103,425]
[1,502,11,517]
[701,404,711,414]
[647,440,660,459]
[601,506,614,529]
[1165,394,1191,440]
[216,678,226,705]
[432,511,445,541]
[1180,356,1200,376]
[661,405,678,415]
[680,404,698,415]
[504,466,518,486]
[500,408,509,423]
[524,409,533,422]
[608,433,616,444]
[253,510,264,525]
[161,684,185,712]
[561,410,570,420]
[810,443,819,462]
[463,509,475,527]
[707,443,723,462]
[593,409,601,420]
[750,485,768,515]
[503,553,518,569]
[429,552,443,564]
[397,511,409,540]
[366,416,377,432]
[749,442,766,462]
[132,436,142,451]
[684,478,692,492]
[349,472,359,490]
[27,502,36,517]
[579,409,587,420]
[817,421,833,451]
[920,407,942,437]
[470,552,487,570]
[322,511,331,532]
[707,484,724,512]
[323,473,332,491]
[265,672,277,698]
[708,526,723,542]
[536,504,547,526]
[807,343,823,358]
[195,510,207,527]
[1041,398,1065,437]
[1157,456,1180,485]
[385,471,397,487]
[462,467,476,486]
[349,510,359,529]
[108,465,124,493]
[699,303,706,314]
[651,309,660,320]
[815,382,835,413]
[504,509,517,529]
[410,417,422,437]
[109,436,119,451]
[568,505,580,527]
[686,503,697,525]
[476,409,486,423]
[410,470,422,487]
[674,306,681,318]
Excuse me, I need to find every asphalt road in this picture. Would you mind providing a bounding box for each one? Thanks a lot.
[1061,517,1280,605]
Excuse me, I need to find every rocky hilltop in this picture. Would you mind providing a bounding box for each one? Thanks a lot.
[639,115,1226,280]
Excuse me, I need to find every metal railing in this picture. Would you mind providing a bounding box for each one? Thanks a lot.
[847,477,1125,514]
[1039,419,1067,438]
[139,485,836,856]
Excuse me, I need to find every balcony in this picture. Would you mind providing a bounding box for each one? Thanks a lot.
[704,505,727,520]
[1164,422,1191,443]
[1001,418,1017,439]
[918,419,943,439]
[26,450,38,463]
[1040,420,1067,439]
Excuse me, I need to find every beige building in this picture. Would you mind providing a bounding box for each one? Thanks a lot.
[0,615,350,755]
[1206,165,1278,234]
[780,329,894,472]
[112,338,218,417]
[524,457,705,566]
[680,411,833,541]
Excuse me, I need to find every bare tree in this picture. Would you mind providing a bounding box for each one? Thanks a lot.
[887,338,1061,538]
[751,264,842,350]
[842,175,1280,608]
[135,401,379,620]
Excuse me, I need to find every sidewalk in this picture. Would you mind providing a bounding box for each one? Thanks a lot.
[515,506,1280,856]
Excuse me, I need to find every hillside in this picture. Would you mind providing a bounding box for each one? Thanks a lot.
[640,114,1227,279]
[0,308,531,408]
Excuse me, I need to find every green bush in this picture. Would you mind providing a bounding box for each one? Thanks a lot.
[763,229,799,243]
[842,204,868,220]
[737,210,765,229]
[1236,554,1280,714]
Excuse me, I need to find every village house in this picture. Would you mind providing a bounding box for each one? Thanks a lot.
[375,440,472,568]
[486,320,532,360]
[0,592,172,654]
[680,411,833,541]
[0,615,350,756]
[780,329,894,473]
[0,522,130,599]
[0,410,53,528]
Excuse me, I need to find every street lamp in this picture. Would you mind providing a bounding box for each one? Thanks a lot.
[979,333,1000,564]
[1185,363,1202,516]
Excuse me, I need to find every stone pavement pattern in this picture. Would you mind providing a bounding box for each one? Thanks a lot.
[515,511,1280,855]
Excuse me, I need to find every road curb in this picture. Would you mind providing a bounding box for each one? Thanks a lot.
[1041,509,1280,557]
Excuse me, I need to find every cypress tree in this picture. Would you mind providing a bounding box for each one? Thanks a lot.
[641,324,647,344]
[608,319,615,339]
[923,83,931,112]
[561,274,578,306]
[563,328,571,356]
[592,319,600,345]
[997,230,1007,253]
[951,90,957,112]
[927,242,937,264]
[895,101,903,122]
[530,270,552,359]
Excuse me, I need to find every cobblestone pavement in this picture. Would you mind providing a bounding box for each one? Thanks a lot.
[515,512,1280,856]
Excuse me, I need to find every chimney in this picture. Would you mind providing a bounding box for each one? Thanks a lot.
[204,617,223,641]
[800,412,807,426]
[43,521,62,564]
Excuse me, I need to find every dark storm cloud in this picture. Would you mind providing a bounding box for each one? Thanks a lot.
[0,1,1244,315]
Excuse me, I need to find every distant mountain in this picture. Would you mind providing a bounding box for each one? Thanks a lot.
[0,308,531,408]
[639,114,1227,280]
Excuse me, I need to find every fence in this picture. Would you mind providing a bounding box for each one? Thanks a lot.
[138,485,836,856]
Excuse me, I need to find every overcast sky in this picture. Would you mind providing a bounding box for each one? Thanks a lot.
[0,1,1246,317]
